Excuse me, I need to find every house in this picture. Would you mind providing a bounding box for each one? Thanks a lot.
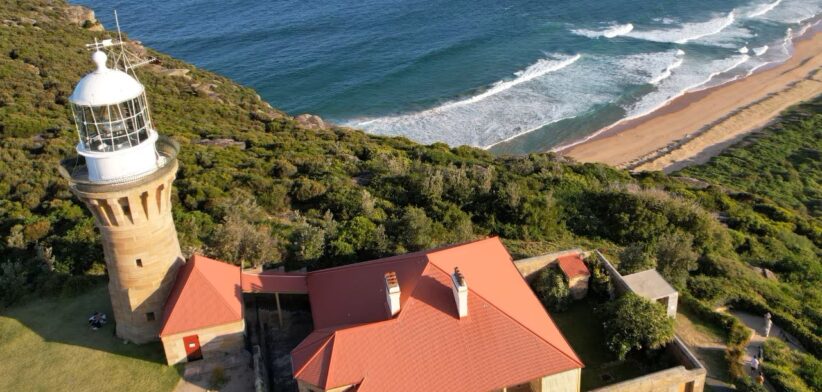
[155,237,584,392]
[290,237,583,392]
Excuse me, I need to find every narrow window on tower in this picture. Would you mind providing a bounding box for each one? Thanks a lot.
[118,197,133,224]
[136,258,143,268]
[146,312,155,322]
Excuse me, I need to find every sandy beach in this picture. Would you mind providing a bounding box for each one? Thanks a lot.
[561,28,822,172]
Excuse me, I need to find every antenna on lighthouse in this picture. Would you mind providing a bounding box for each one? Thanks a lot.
[83,11,156,79]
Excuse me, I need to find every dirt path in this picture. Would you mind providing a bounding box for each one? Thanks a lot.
[726,310,807,392]
[675,311,734,391]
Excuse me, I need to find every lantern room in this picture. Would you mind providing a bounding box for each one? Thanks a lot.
[69,50,160,183]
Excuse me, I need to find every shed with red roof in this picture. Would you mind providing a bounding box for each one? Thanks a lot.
[159,254,245,365]
[557,253,591,300]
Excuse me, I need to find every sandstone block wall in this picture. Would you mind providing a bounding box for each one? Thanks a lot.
[161,319,246,365]
[530,368,581,392]
[70,160,183,344]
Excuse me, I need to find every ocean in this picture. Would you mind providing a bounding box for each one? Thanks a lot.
[77,0,822,154]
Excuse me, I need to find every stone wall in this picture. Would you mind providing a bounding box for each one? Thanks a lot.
[70,160,183,344]
[529,368,582,392]
[161,319,246,365]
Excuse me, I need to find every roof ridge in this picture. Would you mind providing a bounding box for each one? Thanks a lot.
[293,333,335,380]
[324,331,338,388]
[428,263,583,367]
[307,237,494,276]
[292,330,334,355]
[192,262,240,320]
[307,252,425,275]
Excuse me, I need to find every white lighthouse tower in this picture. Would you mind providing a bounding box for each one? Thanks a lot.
[64,44,184,344]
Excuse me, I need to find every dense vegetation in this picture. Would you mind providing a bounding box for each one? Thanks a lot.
[601,292,675,360]
[0,1,819,389]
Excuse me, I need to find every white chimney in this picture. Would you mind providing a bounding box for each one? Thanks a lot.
[384,271,401,317]
[451,267,468,318]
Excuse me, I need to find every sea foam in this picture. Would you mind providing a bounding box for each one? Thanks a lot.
[433,54,582,111]
[349,54,589,147]
[748,0,783,18]
[627,11,736,43]
[572,23,634,38]
[650,54,685,85]
[753,45,769,56]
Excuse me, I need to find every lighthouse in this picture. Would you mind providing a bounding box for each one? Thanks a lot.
[65,48,184,343]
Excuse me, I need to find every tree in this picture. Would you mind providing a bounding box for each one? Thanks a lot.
[210,215,279,268]
[289,224,325,267]
[395,206,434,251]
[619,243,656,274]
[602,292,675,360]
[655,232,698,288]
[532,267,571,312]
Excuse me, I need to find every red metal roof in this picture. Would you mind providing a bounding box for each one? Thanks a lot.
[292,237,583,391]
[159,254,243,337]
[241,270,308,293]
[557,254,590,279]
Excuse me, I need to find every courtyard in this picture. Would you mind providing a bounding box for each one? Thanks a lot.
[551,297,679,390]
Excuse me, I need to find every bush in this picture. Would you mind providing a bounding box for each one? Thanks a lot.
[532,267,571,312]
[762,338,819,392]
[654,231,698,288]
[584,255,613,301]
[601,292,675,360]
[618,243,656,274]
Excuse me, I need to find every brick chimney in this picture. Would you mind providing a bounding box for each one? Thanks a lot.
[384,271,401,317]
[451,267,468,318]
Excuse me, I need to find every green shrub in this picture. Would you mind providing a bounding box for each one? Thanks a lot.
[531,267,571,312]
[601,292,675,360]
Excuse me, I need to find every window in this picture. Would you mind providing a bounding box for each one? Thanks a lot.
[136,259,143,268]
[72,94,153,152]
[118,197,132,224]
[146,312,155,322]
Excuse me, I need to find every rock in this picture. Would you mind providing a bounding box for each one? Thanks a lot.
[159,68,191,79]
[250,110,283,123]
[65,5,97,27]
[18,17,37,26]
[196,138,246,149]
[295,114,328,130]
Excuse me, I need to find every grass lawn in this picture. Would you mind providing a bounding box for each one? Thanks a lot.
[551,298,677,390]
[0,285,181,392]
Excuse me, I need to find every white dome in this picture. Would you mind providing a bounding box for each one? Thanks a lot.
[69,51,145,106]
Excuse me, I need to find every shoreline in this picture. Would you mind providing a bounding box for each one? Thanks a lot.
[560,25,822,171]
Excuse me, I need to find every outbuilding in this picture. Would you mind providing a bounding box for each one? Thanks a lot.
[159,255,245,365]
[557,253,590,299]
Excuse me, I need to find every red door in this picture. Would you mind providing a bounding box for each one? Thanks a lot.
[183,335,203,362]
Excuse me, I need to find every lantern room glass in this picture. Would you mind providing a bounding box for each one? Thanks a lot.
[73,93,152,152]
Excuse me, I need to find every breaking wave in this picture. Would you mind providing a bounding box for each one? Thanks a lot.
[649,53,685,85]
[627,11,736,43]
[349,54,586,147]
[748,0,783,18]
[572,23,634,38]
[432,54,582,112]
[753,45,769,56]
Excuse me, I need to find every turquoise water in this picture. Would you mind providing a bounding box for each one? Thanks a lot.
[78,0,821,153]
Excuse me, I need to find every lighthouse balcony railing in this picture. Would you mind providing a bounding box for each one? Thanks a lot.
[59,136,180,191]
